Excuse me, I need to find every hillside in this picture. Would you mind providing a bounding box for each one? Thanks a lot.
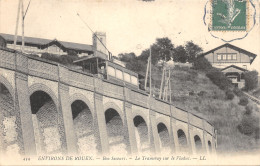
[150,65,260,153]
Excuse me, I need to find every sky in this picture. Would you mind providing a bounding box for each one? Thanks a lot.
[0,0,259,72]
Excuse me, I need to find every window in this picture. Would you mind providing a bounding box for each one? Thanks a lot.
[222,54,226,60]
[7,44,13,48]
[232,54,237,60]
[217,54,221,60]
[227,54,232,60]
[124,73,131,82]
[107,66,115,77]
[131,76,138,85]
[116,69,123,80]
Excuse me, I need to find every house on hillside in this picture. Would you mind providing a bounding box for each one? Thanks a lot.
[202,43,257,88]
[0,32,108,58]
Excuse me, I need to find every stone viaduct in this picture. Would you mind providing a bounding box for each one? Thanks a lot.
[0,47,217,157]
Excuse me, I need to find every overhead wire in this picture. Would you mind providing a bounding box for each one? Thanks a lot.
[24,0,31,19]
[76,12,113,59]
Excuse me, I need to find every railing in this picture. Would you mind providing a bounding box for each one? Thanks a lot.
[0,47,216,137]
[243,92,260,106]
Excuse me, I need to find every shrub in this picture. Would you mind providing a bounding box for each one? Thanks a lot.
[189,91,195,96]
[225,90,234,100]
[198,90,207,97]
[255,127,260,139]
[233,87,244,97]
[41,53,60,63]
[193,56,212,71]
[244,70,258,91]
[245,105,253,115]
[238,113,259,136]
[206,68,232,90]
[41,53,79,66]
[239,96,249,106]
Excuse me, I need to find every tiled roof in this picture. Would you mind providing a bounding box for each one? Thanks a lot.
[0,33,93,52]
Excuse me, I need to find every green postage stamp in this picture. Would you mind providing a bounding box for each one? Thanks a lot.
[211,0,248,31]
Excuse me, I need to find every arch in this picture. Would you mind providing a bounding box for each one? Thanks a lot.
[194,135,203,153]
[177,129,188,153]
[133,115,149,154]
[131,110,149,128]
[191,130,204,146]
[71,99,97,155]
[105,108,127,155]
[208,140,212,153]
[103,102,124,124]
[156,117,171,133]
[0,75,14,99]
[30,88,61,155]
[29,83,58,108]
[70,93,94,118]
[0,82,21,156]
[157,122,171,154]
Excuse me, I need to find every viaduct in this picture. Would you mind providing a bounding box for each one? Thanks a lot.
[0,47,217,157]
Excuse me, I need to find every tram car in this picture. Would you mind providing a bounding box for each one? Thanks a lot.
[73,51,144,90]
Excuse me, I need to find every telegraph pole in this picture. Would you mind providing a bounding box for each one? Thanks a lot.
[21,0,25,52]
[145,45,152,94]
[14,0,22,50]
[149,46,152,96]
[13,0,25,52]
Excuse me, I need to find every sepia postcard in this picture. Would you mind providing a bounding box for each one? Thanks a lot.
[0,0,259,165]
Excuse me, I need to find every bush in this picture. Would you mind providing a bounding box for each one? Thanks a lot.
[244,70,258,91]
[239,96,249,106]
[189,91,195,96]
[193,56,212,71]
[41,53,79,66]
[245,105,253,115]
[206,68,232,90]
[198,90,207,97]
[238,113,259,136]
[238,116,255,135]
[233,87,244,97]
[225,90,234,100]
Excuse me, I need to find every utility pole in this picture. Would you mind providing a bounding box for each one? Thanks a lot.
[21,0,25,52]
[159,49,172,102]
[14,0,22,50]
[13,0,25,52]
[145,45,152,96]
[149,47,152,96]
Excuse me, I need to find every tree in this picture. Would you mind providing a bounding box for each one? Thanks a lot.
[67,50,78,56]
[193,56,212,71]
[118,52,146,73]
[118,52,136,62]
[172,45,188,63]
[126,59,146,73]
[155,37,174,61]
[137,37,174,65]
[244,70,258,91]
[185,41,203,63]
[206,68,232,90]
[41,52,79,66]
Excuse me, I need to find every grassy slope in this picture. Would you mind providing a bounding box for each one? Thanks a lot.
[151,66,260,153]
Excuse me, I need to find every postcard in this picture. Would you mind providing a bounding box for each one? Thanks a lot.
[0,0,259,165]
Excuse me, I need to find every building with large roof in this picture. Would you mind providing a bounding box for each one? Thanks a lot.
[201,43,257,88]
[0,32,107,58]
